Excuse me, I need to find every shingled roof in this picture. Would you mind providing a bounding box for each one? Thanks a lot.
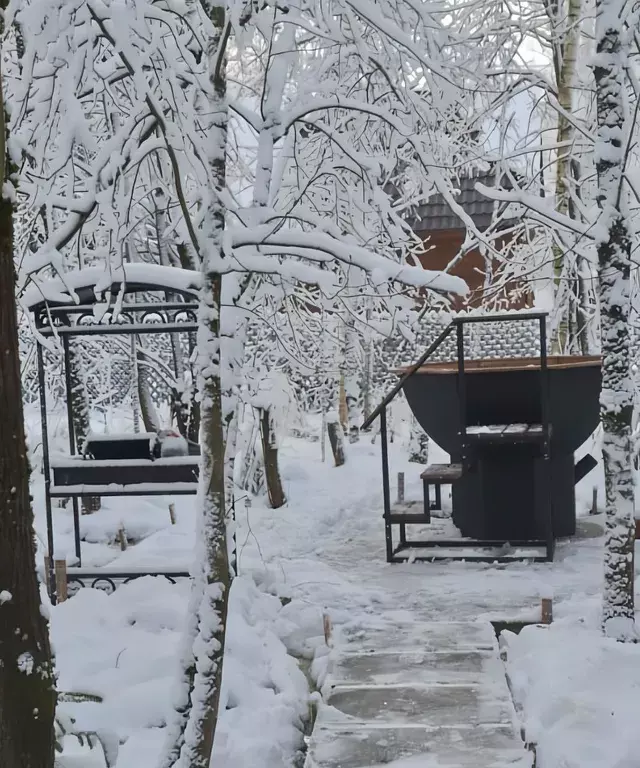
[407,169,513,233]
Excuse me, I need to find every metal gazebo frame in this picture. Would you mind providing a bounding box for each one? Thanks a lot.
[28,270,201,602]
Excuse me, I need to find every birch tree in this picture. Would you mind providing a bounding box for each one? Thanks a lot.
[593,0,637,641]
[544,0,593,353]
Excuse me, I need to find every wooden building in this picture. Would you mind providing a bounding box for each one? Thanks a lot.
[407,171,532,310]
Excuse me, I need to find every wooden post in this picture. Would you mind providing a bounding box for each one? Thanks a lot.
[169,503,176,525]
[591,487,598,515]
[117,525,128,551]
[323,612,333,647]
[54,559,68,603]
[541,597,553,624]
[44,555,51,592]
[397,472,405,504]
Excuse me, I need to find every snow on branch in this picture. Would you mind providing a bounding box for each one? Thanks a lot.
[475,183,595,239]
[229,227,468,294]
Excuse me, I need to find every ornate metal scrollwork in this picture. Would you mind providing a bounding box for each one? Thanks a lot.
[65,572,187,595]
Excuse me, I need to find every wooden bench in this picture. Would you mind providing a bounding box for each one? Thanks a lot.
[420,463,464,517]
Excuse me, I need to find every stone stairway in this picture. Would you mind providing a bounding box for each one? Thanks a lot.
[305,620,532,768]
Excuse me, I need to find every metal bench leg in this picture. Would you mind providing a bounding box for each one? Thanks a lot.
[422,478,432,523]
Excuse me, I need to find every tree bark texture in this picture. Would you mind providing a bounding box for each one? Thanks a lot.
[67,341,101,513]
[136,346,161,433]
[548,0,591,355]
[158,1,231,764]
[327,417,346,467]
[593,1,637,640]
[259,408,286,508]
[0,159,57,768]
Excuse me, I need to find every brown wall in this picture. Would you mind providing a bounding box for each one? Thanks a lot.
[415,229,531,310]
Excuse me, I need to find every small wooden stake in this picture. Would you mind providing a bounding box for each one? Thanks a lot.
[117,525,128,551]
[397,472,405,504]
[54,559,68,602]
[541,597,553,624]
[169,503,176,525]
[591,487,598,515]
[323,612,333,647]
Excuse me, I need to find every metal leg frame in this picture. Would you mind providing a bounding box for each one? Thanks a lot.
[380,408,393,563]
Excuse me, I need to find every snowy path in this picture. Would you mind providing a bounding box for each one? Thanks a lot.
[306,620,532,767]
[33,422,629,768]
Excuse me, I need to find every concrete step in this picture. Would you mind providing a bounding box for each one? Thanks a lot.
[321,683,516,729]
[306,723,533,768]
[337,620,497,655]
[329,650,506,689]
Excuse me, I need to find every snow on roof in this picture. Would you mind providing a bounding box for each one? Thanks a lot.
[23,263,201,311]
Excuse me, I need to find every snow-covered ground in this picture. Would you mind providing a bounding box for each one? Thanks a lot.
[30,409,640,768]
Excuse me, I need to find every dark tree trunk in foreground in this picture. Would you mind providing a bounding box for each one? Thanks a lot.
[260,408,286,508]
[0,138,57,768]
[593,0,637,640]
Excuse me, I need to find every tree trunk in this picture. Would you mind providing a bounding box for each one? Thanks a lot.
[158,1,231,764]
[408,417,429,464]
[594,0,637,641]
[0,75,57,766]
[259,408,286,508]
[136,346,161,433]
[327,415,346,467]
[240,422,265,495]
[68,341,101,513]
[343,318,361,443]
[549,0,584,354]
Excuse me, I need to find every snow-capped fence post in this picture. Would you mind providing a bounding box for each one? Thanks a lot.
[327,413,346,467]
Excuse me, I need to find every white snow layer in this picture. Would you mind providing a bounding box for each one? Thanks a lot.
[32,409,640,768]
[503,610,640,768]
[22,264,200,309]
[51,576,310,768]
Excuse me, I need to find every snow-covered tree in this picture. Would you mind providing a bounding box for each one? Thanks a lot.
[8,0,493,760]
[0,13,57,763]
[594,0,637,641]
